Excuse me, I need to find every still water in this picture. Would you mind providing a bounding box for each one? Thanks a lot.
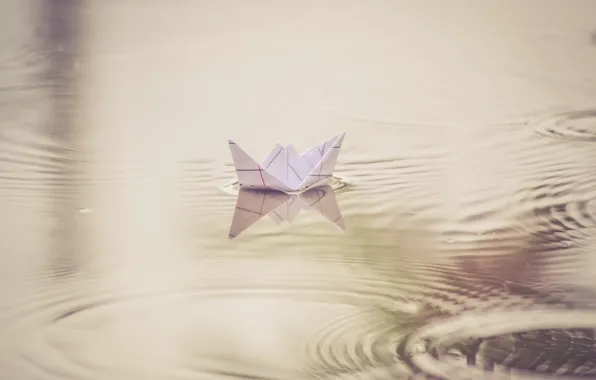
[1,0,596,379]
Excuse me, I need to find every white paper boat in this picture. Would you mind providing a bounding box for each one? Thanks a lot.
[227,132,345,193]
[228,185,345,239]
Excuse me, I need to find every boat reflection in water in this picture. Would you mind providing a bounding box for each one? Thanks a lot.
[228,185,345,239]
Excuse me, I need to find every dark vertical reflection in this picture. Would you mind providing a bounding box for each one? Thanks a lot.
[38,0,81,140]
[37,0,83,277]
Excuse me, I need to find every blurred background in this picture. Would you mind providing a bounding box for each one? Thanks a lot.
[1,0,596,379]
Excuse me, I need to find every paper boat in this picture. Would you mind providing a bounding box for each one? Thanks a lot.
[228,132,345,193]
[228,185,345,239]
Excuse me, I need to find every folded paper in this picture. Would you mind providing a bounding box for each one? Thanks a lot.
[228,185,345,239]
[228,132,345,193]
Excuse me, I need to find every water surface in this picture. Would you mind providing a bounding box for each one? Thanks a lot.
[1,1,596,379]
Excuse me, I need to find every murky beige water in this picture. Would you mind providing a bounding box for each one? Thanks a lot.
[2,0,596,379]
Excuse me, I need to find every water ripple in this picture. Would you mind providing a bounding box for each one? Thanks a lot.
[528,110,596,142]
[0,277,422,380]
[2,257,578,380]
[220,176,348,195]
[299,305,414,377]
[404,309,596,379]
[510,172,596,255]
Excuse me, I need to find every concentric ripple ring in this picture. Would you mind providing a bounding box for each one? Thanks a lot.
[528,110,596,142]
[405,309,596,380]
[221,176,348,195]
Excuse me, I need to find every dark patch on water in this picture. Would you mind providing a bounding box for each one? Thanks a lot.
[403,310,596,379]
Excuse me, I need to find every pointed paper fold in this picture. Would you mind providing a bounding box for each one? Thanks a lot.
[228,185,345,239]
[228,133,345,193]
[298,132,345,190]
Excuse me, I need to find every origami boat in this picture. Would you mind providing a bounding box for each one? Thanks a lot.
[227,132,345,193]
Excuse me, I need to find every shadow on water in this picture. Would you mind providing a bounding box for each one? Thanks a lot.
[337,146,596,377]
[38,0,82,277]
[391,216,596,378]
[0,0,84,278]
